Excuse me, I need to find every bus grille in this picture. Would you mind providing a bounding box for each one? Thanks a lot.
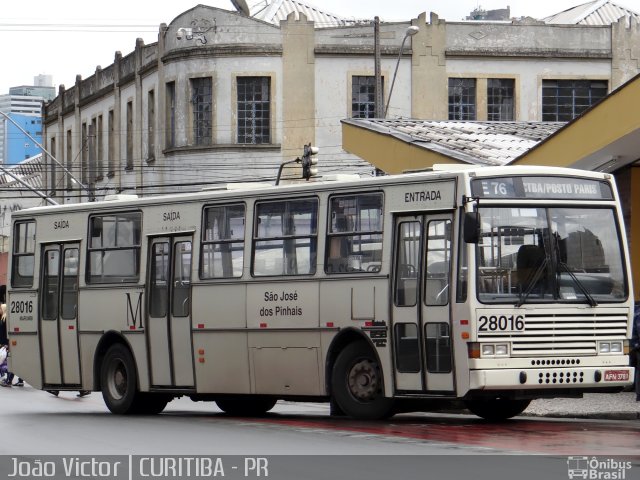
[477,312,629,356]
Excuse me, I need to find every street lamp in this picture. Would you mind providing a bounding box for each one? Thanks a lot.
[384,25,419,118]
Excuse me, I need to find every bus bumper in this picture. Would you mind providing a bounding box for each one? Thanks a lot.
[469,366,634,390]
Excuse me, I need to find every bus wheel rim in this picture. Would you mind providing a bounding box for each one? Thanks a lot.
[347,359,379,401]
[109,360,127,400]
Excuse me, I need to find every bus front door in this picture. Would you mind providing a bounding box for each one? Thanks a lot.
[391,214,454,394]
[146,236,195,388]
[39,243,81,387]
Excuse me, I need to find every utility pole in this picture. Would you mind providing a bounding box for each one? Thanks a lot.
[87,124,96,202]
[374,16,383,118]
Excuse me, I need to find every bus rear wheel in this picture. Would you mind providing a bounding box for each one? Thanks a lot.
[331,341,394,420]
[216,396,277,416]
[101,343,142,414]
[464,397,531,421]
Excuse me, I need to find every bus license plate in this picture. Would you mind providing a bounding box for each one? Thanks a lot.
[603,370,629,382]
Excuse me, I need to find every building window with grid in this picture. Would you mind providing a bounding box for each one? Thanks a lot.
[190,77,212,146]
[542,80,608,121]
[351,76,382,118]
[237,77,271,144]
[487,78,515,121]
[448,78,476,120]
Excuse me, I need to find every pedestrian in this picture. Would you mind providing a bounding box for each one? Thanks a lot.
[0,303,24,388]
[0,345,8,379]
[632,302,640,402]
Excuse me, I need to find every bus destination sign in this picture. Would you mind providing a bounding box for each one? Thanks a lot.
[471,176,613,200]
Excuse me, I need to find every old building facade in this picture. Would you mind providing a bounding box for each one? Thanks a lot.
[42,3,640,203]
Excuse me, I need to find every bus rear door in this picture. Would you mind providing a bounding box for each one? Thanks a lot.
[39,243,81,386]
[391,213,455,394]
[146,236,195,388]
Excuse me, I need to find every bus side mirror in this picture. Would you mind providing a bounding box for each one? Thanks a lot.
[464,212,480,244]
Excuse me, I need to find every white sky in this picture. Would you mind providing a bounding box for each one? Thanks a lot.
[0,0,627,94]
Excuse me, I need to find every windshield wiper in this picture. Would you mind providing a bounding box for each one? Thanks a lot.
[553,235,598,307]
[557,261,598,307]
[516,255,549,308]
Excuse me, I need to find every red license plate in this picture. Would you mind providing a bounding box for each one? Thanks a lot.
[603,370,629,382]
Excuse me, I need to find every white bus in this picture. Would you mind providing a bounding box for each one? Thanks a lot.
[6,165,635,420]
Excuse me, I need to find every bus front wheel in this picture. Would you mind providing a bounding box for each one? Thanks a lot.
[331,341,394,420]
[464,397,531,421]
[101,343,141,414]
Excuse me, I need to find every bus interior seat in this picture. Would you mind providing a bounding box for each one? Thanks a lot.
[327,236,349,273]
[516,244,545,290]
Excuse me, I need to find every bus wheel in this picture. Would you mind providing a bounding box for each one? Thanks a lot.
[101,343,140,414]
[464,397,531,421]
[331,341,394,420]
[216,396,277,416]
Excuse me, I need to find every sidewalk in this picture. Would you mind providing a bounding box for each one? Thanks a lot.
[523,392,640,420]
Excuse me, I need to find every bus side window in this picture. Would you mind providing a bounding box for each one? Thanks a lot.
[87,212,141,284]
[201,203,245,279]
[326,193,383,274]
[11,220,36,288]
[252,198,318,277]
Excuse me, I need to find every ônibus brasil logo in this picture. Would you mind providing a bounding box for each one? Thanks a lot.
[567,457,633,479]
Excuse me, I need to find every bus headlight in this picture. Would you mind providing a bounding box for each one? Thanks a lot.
[480,343,509,357]
[610,342,622,353]
[482,344,495,356]
[598,341,623,354]
[495,344,509,356]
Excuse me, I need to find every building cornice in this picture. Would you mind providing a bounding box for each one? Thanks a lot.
[163,143,282,156]
[162,45,283,64]
[446,48,611,59]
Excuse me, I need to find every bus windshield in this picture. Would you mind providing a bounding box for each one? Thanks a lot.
[476,207,626,304]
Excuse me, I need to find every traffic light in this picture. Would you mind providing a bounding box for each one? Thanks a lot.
[301,144,319,180]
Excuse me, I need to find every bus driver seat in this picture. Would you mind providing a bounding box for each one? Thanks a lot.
[516,244,545,293]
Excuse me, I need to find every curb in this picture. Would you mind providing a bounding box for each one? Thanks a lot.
[522,412,640,420]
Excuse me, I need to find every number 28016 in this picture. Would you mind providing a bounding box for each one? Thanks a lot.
[478,314,525,332]
[10,300,33,314]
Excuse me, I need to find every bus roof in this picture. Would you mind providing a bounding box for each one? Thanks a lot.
[11,165,611,218]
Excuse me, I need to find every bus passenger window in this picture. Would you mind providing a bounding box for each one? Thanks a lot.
[325,193,383,274]
[201,204,245,279]
[252,198,318,277]
[87,212,141,283]
[11,221,36,288]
